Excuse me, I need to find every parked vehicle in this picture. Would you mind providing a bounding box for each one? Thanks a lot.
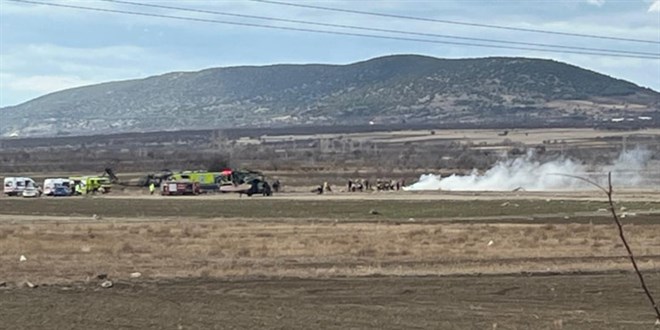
[170,171,224,191]
[52,186,71,197]
[3,177,36,196]
[164,168,272,196]
[43,178,72,196]
[22,186,42,198]
[69,176,112,194]
[160,180,201,195]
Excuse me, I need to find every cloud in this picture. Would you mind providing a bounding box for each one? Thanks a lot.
[586,0,605,6]
[0,44,190,106]
[0,44,154,85]
[12,44,148,63]
[1,0,658,107]
[649,0,660,12]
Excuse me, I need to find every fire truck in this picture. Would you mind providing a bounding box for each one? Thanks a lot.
[160,179,201,196]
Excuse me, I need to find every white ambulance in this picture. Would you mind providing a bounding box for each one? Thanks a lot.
[3,177,36,196]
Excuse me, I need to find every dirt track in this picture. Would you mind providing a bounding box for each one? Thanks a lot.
[88,189,660,202]
[3,273,658,329]
[1,194,659,227]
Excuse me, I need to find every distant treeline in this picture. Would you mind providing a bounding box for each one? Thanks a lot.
[3,119,657,150]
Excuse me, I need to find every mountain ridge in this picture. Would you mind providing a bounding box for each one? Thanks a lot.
[2,54,658,137]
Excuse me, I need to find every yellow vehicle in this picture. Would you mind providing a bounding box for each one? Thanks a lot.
[170,171,224,191]
[69,176,112,194]
[168,169,272,196]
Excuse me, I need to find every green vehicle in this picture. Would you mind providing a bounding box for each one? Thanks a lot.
[69,176,112,194]
[169,169,272,196]
[170,171,223,191]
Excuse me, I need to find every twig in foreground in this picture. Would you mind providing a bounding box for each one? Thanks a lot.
[555,172,660,323]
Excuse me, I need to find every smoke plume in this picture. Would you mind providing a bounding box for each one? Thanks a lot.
[404,149,653,191]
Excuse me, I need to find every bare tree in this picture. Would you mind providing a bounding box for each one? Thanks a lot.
[560,172,660,323]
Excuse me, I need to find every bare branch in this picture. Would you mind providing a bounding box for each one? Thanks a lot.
[561,171,660,322]
[604,172,660,322]
[548,173,608,195]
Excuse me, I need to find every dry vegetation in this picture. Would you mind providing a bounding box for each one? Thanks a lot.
[2,127,660,328]
[2,128,659,174]
[2,219,660,284]
[1,197,659,221]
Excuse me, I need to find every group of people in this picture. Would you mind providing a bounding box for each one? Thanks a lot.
[343,178,406,192]
[313,178,406,194]
[375,179,406,191]
[347,178,406,192]
[347,179,368,192]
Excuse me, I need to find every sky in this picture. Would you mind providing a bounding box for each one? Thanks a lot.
[0,0,659,107]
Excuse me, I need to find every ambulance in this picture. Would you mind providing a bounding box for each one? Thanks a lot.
[3,177,37,196]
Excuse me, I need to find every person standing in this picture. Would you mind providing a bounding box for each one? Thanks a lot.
[149,182,155,195]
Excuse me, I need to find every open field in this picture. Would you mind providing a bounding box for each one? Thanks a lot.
[3,274,659,329]
[1,192,659,328]
[1,193,659,222]
[260,127,660,147]
[1,194,660,282]
[1,126,660,328]
[2,210,660,282]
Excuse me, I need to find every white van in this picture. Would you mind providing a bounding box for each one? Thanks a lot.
[3,177,36,196]
[43,178,72,195]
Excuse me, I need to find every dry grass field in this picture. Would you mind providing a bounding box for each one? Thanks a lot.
[1,194,659,220]
[2,216,660,283]
[1,127,660,328]
[1,193,659,328]
[3,274,658,329]
[262,127,660,147]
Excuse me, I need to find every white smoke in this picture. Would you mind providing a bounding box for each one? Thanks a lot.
[606,148,651,187]
[405,149,653,191]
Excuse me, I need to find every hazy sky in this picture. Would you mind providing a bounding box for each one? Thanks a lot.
[1,0,659,107]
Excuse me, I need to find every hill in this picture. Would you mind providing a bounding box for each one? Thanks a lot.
[1,55,658,137]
